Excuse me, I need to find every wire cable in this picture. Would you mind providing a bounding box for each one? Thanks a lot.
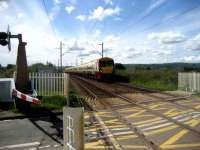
[41,0,59,41]
[138,5,200,33]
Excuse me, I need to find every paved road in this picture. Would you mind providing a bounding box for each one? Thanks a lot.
[0,116,63,150]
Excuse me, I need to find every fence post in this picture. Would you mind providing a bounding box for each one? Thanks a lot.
[178,72,180,90]
[63,107,84,150]
[64,73,69,106]
[29,72,70,97]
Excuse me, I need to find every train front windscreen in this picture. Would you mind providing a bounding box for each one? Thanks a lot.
[99,60,114,74]
[99,60,114,67]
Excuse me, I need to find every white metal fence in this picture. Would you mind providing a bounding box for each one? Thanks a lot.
[178,72,200,92]
[29,72,68,96]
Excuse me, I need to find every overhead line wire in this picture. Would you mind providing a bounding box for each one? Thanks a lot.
[41,0,59,41]
[138,5,200,33]
[118,0,169,35]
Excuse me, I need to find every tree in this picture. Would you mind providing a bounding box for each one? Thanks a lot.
[6,64,15,69]
[115,63,126,70]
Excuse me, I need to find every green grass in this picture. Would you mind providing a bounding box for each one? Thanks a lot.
[68,90,84,107]
[116,69,178,91]
[39,95,67,109]
[30,89,83,110]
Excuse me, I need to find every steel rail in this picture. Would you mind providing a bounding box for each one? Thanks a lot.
[74,77,160,150]
[118,82,189,97]
[76,77,200,138]
[73,78,124,150]
[117,82,200,113]
[138,94,200,113]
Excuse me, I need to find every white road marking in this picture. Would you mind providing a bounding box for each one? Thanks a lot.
[53,144,59,147]
[2,120,12,122]
[142,122,173,131]
[0,142,40,149]
[111,127,130,131]
[27,148,37,150]
[140,116,192,131]
[38,145,50,149]
[113,131,133,136]
[137,119,167,128]
[137,113,196,130]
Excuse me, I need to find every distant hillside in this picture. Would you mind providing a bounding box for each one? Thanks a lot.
[124,63,200,72]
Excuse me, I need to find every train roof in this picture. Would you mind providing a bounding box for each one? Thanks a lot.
[98,57,113,61]
[65,57,114,71]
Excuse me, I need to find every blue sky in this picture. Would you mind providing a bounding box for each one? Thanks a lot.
[0,0,200,66]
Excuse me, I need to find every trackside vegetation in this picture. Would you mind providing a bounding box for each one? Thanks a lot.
[114,63,200,91]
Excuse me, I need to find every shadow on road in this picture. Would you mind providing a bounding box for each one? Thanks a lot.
[16,100,63,146]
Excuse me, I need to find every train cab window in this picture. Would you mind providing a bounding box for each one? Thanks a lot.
[99,61,106,67]
[106,61,114,66]
[99,60,114,67]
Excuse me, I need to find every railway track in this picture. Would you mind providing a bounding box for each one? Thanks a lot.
[73,78,156,150]
[71,76,200,150]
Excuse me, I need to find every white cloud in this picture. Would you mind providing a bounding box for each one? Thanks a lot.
[144,0,167,16]
[17,12,24,19]
[54,0,61,4]
[148,31,186,44]
[69,0,77,5]
[104,35,120,43]
[182,56,196,62]
[89,6,121,21]
[49,5,60,20]
[185,33,200,51]
[127,48,143,58]
[104,0,113,5]
[0,1,8,11]
[93,29,101,38]
[65,5,75,14]
[76,15,86,21]
[114,17,122,21]
[68,41,85,51]
[0,0,61,66]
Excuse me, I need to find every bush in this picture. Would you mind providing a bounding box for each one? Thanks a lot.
[115,68,178,91]
[40,95,67,109]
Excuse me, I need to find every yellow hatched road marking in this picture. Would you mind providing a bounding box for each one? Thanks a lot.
[161,118,200,148]
[122,145,146,149]
[145,125,178,136]
[104,119,119,124]
[132,117,162,125]
[85,128,101,132]
[116,134,138,140]
[161,129,188,146]
[148,103,166,109]
[164,109,192,117]
[127,114,152,119]
[185,118,200,126]
[118,107,142,113]
[164,108,180,116]
[160,143,200,149]
[106,124,127,128]
[195,104,200,109]
[126,110,147,118]
[85,141,106,147]
[97,112,111,115]
[151,107,168,111]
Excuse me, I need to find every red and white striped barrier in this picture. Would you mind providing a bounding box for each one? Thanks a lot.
[12,89,40,104]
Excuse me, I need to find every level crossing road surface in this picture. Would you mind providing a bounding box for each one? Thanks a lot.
[0,116,63,150]
[71,76,200,150]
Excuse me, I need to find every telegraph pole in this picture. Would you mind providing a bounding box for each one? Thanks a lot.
[60,41,62,70]
[99,42,104,58]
